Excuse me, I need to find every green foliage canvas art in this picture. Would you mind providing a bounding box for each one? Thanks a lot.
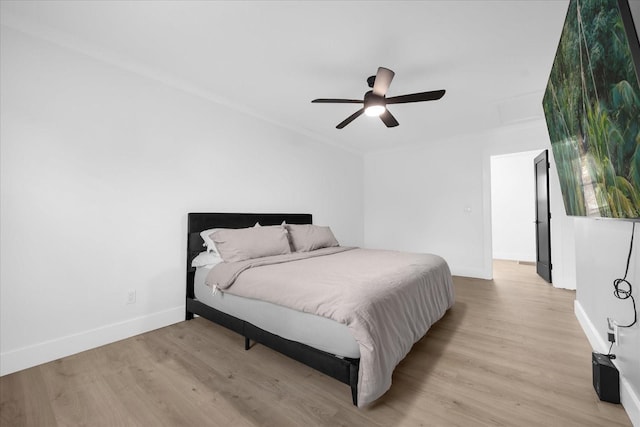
[543,0,640,218]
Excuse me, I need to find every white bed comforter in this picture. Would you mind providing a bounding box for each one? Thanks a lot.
[205,247,455,407]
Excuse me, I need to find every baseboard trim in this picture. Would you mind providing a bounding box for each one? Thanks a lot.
[575,300,640,426]
[451,267,492,280]
[621,376,640,427]
[0,306,184,376]
[492,252,536,263]
[574,300,606,351]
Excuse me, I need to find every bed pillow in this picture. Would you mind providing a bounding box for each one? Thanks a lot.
[254,221,286,227]
[212,225,291,262]
[200,229,221,255]
[200,222,260,254]
[191,251,223,268]
[286,224,339,252]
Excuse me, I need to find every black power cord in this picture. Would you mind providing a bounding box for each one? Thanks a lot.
[606,222,637,360]
[606,341,616,360]
[614,222,637,329]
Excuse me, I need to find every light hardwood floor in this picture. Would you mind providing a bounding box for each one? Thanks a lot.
[0,260,632,426]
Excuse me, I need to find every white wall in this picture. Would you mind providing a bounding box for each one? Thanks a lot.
[490,150,539,262]
[364,118,574,288]
[364,133,487,278]
[0,26,363,375]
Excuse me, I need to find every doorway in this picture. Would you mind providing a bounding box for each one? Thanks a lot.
[489,150,542,266]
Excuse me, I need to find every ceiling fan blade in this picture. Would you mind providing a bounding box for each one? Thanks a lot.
[312,98,363,104]
[386,89,446,104]
[372,67,395,96]
[380,109,399,128]
[336,108,364,129]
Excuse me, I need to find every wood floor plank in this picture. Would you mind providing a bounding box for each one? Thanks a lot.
[0,367,57,426]
[0,260,632,426]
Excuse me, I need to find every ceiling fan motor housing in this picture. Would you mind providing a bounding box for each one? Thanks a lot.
[364,90,385,110]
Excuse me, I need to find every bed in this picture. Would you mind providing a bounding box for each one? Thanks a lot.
[185,212,454,407]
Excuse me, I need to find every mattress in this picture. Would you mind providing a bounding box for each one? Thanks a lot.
[194,266,360,358]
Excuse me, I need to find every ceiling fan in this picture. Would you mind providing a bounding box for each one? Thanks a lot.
[311,67,446,129]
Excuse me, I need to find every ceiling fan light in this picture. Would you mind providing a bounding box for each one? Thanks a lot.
[365,105,386,117]
[363,91,386,117]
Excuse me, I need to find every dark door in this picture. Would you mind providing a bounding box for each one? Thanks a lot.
[534,150,552,283]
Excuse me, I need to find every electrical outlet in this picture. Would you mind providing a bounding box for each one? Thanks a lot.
[127,289,136,305]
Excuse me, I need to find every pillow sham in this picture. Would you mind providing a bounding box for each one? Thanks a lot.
[285,224,339,252]
[191,251,223,268]
[212,225,291,262]
[200,222,260,254]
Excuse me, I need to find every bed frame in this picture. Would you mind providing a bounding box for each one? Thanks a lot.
[185,212,360,405]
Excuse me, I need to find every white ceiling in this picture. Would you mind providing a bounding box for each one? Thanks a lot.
[1,0,570,153]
